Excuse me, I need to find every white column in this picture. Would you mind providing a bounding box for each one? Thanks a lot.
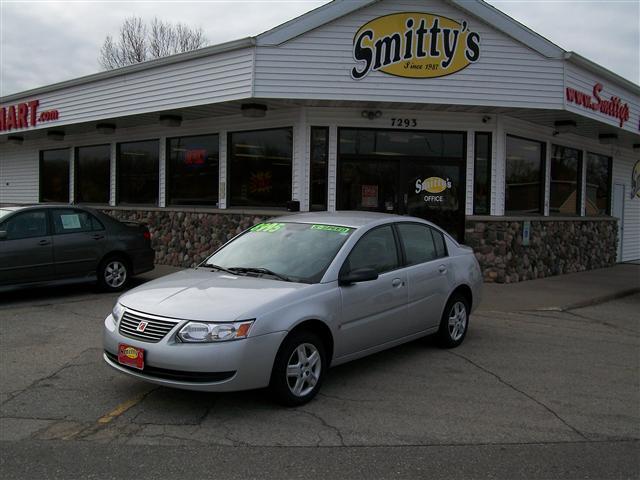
[327,124,337,212]
[492,116,505,216]
[580,149,587,216]
[218,131,227,209]
[68,147,75,204]
[544,141,551,216]
[158,137,166,207]
[465,130,475,216]
[109,143,116,206]
[296,107,309,212]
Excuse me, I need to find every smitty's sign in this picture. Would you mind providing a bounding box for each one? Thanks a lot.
[352,12,480,80]
[565,83,630,128]
[0,99,60,132]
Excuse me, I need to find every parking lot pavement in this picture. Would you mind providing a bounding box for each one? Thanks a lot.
[0,269,639,479]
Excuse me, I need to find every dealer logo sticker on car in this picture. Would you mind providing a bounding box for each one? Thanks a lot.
[136,321,148,332]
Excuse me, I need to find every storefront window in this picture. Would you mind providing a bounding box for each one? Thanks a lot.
[117,140,159,205]
[473,132,491,215]
[228,128,292,207]
[505,135,544,215]
[167,134,219,206]
[586,153,612,215]
[40,149,70,203]
[310,127,329,211]
[75,144,110,204]
[550,145,581,215]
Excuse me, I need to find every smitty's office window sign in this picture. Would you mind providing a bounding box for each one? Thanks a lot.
[351,12,480,80]
[415,176,452,204]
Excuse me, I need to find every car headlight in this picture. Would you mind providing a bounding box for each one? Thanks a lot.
[112,303,125,325]
[178,320,254,343]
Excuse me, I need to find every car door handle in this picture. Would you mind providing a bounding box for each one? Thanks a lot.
[38,239,51,246]
[392,278,404,288]
[92,234,105,240]
[438,265,447,274]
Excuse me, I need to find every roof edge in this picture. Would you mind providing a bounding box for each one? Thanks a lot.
[447,0,564,58]
[564,52,640,95]
[257,0,376,45]
[0,37,255,104]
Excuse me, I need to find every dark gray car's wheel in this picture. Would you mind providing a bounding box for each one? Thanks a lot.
[436,293,469,348]
[98,256,130,292]
[270,330,326,406]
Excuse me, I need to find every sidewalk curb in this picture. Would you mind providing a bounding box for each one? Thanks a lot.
[533,288,640,313]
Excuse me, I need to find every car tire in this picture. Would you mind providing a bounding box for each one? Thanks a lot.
[270,330,326,407]
[436,293,470,348]
[97,255,130,292]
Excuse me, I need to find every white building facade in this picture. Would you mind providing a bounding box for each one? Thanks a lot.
[1,0,638,281]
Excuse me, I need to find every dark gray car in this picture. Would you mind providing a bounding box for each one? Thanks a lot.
[0,205,154,292]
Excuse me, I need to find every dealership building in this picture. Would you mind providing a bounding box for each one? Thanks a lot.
[1,0,638,282]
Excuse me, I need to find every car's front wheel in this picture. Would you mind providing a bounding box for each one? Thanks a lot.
[270,330,326,406]
[98,256,130,292]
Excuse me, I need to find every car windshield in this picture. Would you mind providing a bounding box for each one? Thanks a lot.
[204,222,354,283]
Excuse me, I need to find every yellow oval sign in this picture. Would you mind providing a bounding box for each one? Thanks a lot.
[415,177,452,194]
[352,12,480,80]
[123,347,138,359]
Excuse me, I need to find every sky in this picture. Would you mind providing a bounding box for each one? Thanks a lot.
[0,0,638,97]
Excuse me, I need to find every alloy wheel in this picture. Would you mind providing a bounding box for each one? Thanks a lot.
[448,301,467,341]
[286,343,322,397]
[104,260,127,288]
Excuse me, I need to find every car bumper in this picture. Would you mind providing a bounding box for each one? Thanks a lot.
[103,314,287,392]
[131,248,155,276]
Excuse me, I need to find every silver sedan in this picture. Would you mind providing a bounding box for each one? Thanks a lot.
[103,212,482,405]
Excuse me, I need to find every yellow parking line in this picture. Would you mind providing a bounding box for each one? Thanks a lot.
[97,391,149,424]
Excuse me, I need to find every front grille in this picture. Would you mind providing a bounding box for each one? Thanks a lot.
[118,309,181,343]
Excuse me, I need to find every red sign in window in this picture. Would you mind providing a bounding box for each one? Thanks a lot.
[184,149,206,165]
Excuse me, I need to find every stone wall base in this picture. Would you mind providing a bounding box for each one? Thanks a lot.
[102,209,268,267]
[465,218,618,283]
[100,209,619,283]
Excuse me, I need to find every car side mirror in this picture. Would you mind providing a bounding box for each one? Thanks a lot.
[0,231,6,240]
[339,267,378,286]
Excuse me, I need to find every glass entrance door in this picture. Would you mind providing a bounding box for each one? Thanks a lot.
[402,161,464,240]
[337,128,466,239]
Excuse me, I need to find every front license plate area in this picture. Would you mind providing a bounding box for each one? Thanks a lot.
[118,343,145,370]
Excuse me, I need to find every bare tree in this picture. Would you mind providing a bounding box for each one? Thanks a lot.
[99,16,207,70]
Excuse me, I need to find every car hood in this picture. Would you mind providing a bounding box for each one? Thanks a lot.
[118,268,309,321]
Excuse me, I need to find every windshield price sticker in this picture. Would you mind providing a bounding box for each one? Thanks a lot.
[311,225,352,234]
[250,223,285,233]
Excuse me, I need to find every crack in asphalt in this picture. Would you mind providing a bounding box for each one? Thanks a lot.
[0,350,98,408]
[561,310,639,336]
[447,350,589,441]
[296,408,347,447]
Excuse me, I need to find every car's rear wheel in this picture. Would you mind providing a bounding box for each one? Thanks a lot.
[98,256,130,292]
[436,293,469,348]
[270,330,326,406]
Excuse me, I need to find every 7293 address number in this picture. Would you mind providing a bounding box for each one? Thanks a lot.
[391,118,417,127]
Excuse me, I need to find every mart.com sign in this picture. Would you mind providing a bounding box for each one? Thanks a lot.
[351,12,481,80]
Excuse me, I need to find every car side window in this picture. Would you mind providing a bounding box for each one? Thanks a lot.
[396,223,438,265]
[431,229,448,258]
[1,211,48,240]
[51,209,94,235]
[343,225,399,275]
[90,215,105,231]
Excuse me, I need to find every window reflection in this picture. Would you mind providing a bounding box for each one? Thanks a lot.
[40,149,70,203]
[167,134,219,206]
[76,145,110,204]
[550,145,581,216]
[505,136,544,215]
[586,153,612,215]
[117,140,159,205]
[228,128,292,207]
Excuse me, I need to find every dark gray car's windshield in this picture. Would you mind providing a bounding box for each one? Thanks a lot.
[204,222,354,283]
